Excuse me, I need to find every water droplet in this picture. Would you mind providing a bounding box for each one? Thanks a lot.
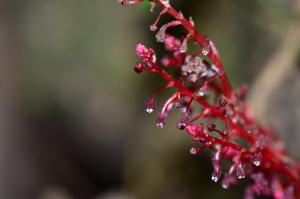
[177,123,186,130]
[156,122,164,128]
[211,64,220,74]
[202,47,209,56]
[156,114,165,128]
[149,24,157,31]
[253,152,262,167]
[236,163,245,179]
[146,108,154,113]
[189,147,197,155]
[222,184,229,189]
[189,16,195,26]
[232,117,238,124]
[188,73,199,82]
[174,101,181,108]
[145,96,155,114]
[156,28,166,42]
[253,160,261,167]
[200,70,215,78]
[211,175,219,182]
[219,98,227,107]
[197,91,205,97]
[221,174,237,189]
[177,115,188,130]
[179,43,187,53]
[223,130,229,136]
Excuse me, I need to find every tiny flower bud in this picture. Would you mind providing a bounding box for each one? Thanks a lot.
[136,43,148,57]
[186,124,197,136]
[156,27,166,42]
[236,163,245,179]
[207,123,216,132]
[179,38,188,53]
[177,114,188,130]
[196,123,204,132]
[174,100,181,109]
[252,152,262,167]
[221,174,237,189]
[202,47,209,56]
[134,62,143,73]
[219,98,227,107]
[149,24,157,31]
[164,35,180,51]
[156,113,165,128]
[145,96,155,113]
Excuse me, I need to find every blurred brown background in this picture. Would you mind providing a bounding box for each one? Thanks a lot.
[0,0,299,198]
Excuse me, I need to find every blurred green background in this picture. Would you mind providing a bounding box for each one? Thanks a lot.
[0,0,299,198]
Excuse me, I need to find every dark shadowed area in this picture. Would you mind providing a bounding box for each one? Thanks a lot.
[0,0,299,199]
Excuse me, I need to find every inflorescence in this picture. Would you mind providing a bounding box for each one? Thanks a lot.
[120,0,300,198]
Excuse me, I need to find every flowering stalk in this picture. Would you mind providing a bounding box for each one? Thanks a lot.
[120,0,300,198]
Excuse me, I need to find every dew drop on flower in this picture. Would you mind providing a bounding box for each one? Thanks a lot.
[174,101,181,108]
[202,47,209,56]
[156,122,164,128]
[188,73,199,82]
[177,115,188,130]
[219,98,227,107]
[253,152,262,167]
[179,40,188,53]
[149,24,157,31]
[223,130,229,136]
[222,184,229,189]
[145,96,155,113]
[253,160,261,167]
[211,175,219,182]
[197,91,205,97]
[189,16,195,26]
[211,64,220,74]
[156,114,165,128]
[221,174,237,189]
[146,108,154,113]
[236,163,245,179]
[156,27,166,42]
[189,147,197,155]
[177,123,186,130]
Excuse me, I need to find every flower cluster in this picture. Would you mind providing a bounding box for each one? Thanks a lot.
[120,0,300,198]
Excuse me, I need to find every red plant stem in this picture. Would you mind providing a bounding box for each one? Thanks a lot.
[153,2,300,187]
[125,0,300,196]
[156,1,233,98]
[145,64,300,185]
